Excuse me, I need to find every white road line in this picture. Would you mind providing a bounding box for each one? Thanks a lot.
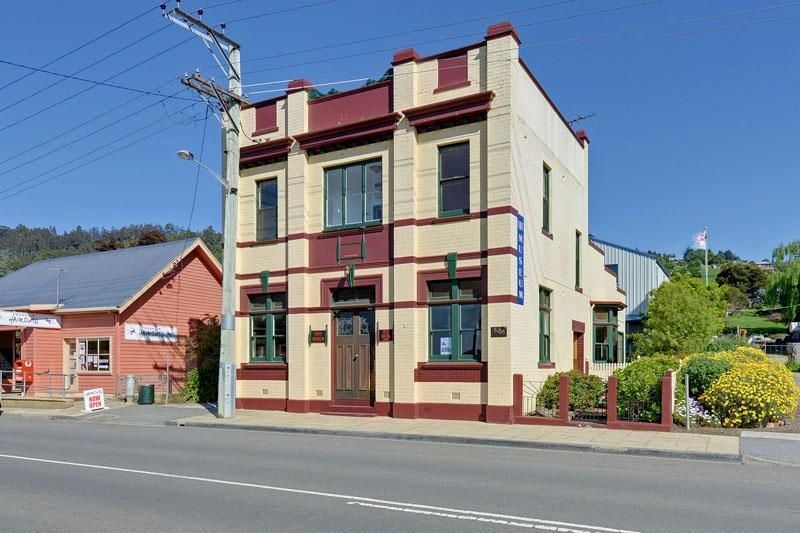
[0,453,640,533]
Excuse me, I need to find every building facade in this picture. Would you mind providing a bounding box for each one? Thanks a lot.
[0,239,221,396]
[590,237,670,344]
[234,22,625,422]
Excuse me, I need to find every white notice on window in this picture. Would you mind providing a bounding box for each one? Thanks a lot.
[440,337,452,356]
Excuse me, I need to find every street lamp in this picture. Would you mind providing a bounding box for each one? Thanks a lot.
[177,148,237,418]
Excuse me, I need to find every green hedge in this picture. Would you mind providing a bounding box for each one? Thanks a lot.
[614,356,677,422]
[538,371,605,411]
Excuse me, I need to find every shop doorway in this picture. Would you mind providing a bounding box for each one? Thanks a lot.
[331,287,375,404]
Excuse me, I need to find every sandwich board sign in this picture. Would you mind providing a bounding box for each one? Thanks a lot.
[83,388,106,412]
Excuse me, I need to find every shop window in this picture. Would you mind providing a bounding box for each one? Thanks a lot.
[249,292,287,362]
[428,278,481,361]
[593,306,621,363]
[325,160,382,230]
[439,142,470,217]
[539,288,551,362]
[256,178,278,241]
[68,338,111,372]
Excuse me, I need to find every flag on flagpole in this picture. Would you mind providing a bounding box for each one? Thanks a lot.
[694,228,708,250]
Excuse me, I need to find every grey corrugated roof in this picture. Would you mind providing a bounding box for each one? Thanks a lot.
[0,239,198,311]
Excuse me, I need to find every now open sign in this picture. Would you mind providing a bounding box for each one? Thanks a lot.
[83,388,106,412]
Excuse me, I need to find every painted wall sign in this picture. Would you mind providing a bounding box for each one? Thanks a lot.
[124,323,178,343]
[83,388,106,412]
[516,214,525,305]
[378,329,393,342]
[490,326,507,338]
[0,310,61,329]
[309,329,327,343]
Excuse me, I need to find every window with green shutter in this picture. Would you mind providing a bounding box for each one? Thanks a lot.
[428,278,481,361]
[324,160,382,230]
[593,306,621,363]
[542,164,551,233]
[539,288,551,362]
[438,143,470,217]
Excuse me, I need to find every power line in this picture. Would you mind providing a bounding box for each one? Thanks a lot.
[0,3,163,93]
[236,0,581,66]
[0,89,187,180]
[243,0,660,76]
[0,102,203,202]
[222,0,339,25]
[0,36,198,134]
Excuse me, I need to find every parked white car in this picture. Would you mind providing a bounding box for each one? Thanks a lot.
[747,335,775,345]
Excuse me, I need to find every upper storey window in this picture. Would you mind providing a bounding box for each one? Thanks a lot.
[256,179,278,242]
[253,102,278,136]
[437,53,469,92]
[438,142,470,217]
[325,160,382,230]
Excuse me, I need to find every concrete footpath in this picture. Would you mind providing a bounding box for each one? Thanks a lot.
[1,401,769,463]
[168,409,742,462]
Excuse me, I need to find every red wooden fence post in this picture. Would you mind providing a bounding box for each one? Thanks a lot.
[660,371,673,429]
[558,373,570,422]
[513,374,523,418]
[607,375,618,425]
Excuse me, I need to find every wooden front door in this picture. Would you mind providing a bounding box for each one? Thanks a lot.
[333,309,374,402]
[573,332,585,373]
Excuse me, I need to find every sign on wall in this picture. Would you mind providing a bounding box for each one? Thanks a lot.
[124,323,178,343]
[0,310,61,329]
[516,214,525,305]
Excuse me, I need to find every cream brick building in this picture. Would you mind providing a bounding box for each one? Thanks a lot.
[233,22,626,423]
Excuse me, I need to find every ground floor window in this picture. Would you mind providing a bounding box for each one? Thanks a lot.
[249,292,287,362]
[593,307,624,363]
[428,278,481,361]
[539,288,552,362]
[67,338,111,372]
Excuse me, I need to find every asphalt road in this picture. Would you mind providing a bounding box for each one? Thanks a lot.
[0,418,798,533]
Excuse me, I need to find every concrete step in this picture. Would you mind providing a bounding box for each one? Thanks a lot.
[1,397,74,409]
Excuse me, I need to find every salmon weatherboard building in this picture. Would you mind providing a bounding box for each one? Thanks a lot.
[0,239,222,395]
[233,22,626,422]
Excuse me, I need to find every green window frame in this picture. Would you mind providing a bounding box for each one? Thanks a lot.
[249,292,287,362]
[593,306,621,363]
[542,164,551,233]
[538,288,551,362]
[575,231,581,289]
[438,142,470,217]
[428,278,481,361]
[324,159,382,230]
[256,178,278,241]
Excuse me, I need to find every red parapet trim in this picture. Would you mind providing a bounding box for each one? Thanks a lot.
[576,129,590,145]
[392,48,420,65]
[571,320,586,334]
[403,91,494,130]
[236,398,287,411]
[294,113,400,152]
[485,405,513,424]
[589,241,606,255]
[590,300,627,309]
[486,21,521,45]
[414,361,487,382]
[518,59,584,148]
[434,80,471,94]
[308,80,392,105]
[252,126,279,137]
[287,79,312,93]
[418,42,484,62]
[239,137,293,167]
[242,94,285,110]
[237,362,288,381]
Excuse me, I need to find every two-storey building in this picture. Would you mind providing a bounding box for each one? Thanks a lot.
[233,22,625,423]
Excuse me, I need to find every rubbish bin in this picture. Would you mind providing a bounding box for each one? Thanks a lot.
[138,384,155,405]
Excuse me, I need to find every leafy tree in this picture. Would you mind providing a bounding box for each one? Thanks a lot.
[716,262,767,298]
[183,315,220,403]
[766,240,800,322]
[721,285,749,314]
[136,228,168,246]
[93,235,124,251]
[636,276,726,356]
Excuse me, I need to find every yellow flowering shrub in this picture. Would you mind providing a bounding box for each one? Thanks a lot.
[699,346,770,365]
[700,361,800,428]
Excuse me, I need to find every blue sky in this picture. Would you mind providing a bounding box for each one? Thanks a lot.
[0,0,797,261]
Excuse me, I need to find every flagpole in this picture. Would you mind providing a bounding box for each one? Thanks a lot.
[704,226,709,286]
